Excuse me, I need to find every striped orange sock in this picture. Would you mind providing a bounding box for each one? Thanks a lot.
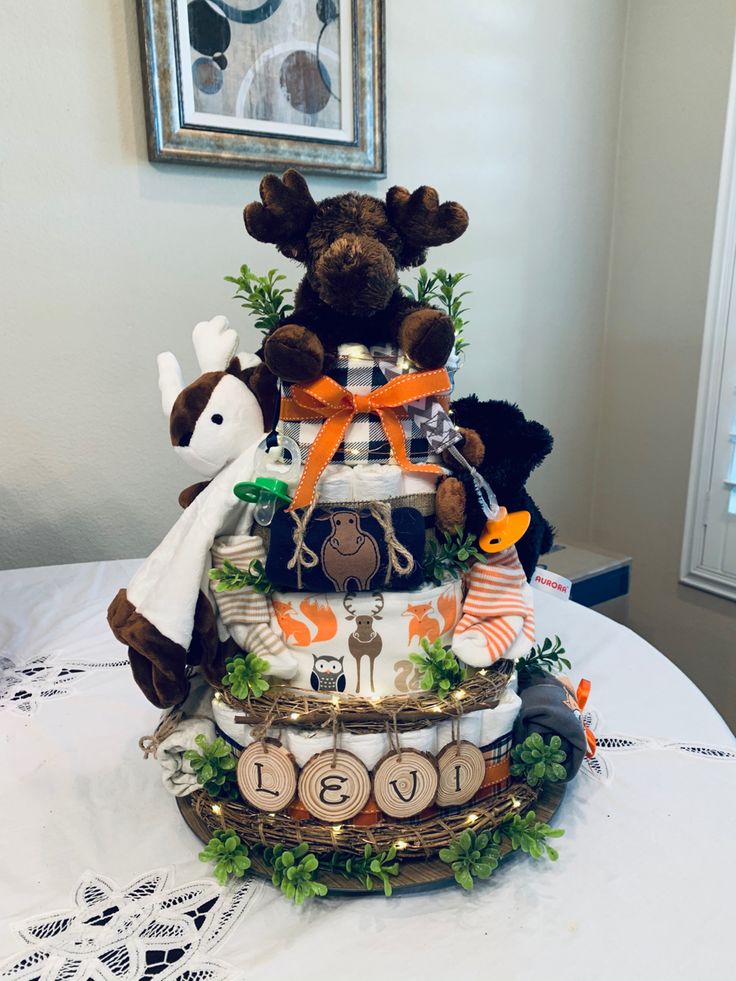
[452,547,535,667]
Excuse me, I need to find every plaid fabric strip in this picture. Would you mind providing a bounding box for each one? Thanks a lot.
[481,731,513,764]
[280,347,442,466]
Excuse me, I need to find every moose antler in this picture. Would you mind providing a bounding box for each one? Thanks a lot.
[243,170,316,259]
[386,185,468,248]
[369,591,385,619]
[343,593,359,620]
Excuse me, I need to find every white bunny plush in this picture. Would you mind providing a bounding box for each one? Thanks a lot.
[107,315,297,708]
[157,315,279,507]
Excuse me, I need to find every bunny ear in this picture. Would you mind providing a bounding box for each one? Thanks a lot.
[240,362,279,431]
[157,352,184,417]
[192,315,240,372]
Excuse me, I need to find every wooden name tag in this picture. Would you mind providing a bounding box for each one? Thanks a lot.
[436,741,486,807]
[298,749,371,822]
[372,749,439,818]
[236,739,298,813]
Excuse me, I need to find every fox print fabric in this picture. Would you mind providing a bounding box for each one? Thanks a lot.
[271,580,463,697]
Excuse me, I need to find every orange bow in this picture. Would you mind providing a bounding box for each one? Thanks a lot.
[575,679,597,757]
[283,369,451,511]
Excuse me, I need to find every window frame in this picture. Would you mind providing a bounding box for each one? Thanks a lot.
[681,39,736,602]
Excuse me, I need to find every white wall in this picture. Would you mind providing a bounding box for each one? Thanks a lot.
[591,0,736,727]
[0,0,627,570]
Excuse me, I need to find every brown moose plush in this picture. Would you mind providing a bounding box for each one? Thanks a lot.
[243,170,469,382]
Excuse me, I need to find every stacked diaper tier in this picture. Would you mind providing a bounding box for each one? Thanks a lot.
[258,342,460,697]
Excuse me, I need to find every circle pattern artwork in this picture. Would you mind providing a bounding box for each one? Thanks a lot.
[193,57,224,95]
[298,750,371,822]
[279,51,331,115]
[236,739,298,813]
[372,750,439,818]
[436,741,486,807]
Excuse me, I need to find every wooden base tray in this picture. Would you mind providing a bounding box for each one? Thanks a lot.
[177,782,565,896]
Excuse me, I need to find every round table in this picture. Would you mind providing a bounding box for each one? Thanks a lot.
[0,559,733,981]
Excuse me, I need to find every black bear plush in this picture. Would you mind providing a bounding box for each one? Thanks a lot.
[437,396,555,580]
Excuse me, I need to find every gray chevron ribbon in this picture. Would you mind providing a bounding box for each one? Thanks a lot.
[376,358,462,453]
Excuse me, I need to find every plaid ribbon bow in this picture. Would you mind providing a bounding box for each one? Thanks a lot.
[283,368,452,510]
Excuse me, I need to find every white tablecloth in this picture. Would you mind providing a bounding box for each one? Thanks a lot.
[1,559,734,981]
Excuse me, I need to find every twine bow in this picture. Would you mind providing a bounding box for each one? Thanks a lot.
[282,369,451,511]
[138,709,212,759]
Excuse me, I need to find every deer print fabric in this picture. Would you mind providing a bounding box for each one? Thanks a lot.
[270,579,464,697]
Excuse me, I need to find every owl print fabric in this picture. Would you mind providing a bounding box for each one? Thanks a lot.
[310,654,347,692]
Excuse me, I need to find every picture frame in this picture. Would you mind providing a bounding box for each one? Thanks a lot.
[137,0,385,177]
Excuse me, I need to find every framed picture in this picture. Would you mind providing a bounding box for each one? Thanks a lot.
[137,0,385,177]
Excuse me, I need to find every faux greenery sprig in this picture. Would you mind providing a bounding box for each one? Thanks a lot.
[199,830,252,886]
[264,843,328,905]
[439,811,565,890]
[515,636,571,681]
[209,559,274,595]
[424,528,484,585]
[500,810,565,861]
[510,733,567,788]
[184,734,239,800]
[225,265,293,334]
[222,653,270,700]
[438,829,501,891]
[404,266,471,355]
[328,844,400,897]
[409,638,465,698]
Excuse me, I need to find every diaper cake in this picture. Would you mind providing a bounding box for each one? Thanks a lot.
[108,172,594,900]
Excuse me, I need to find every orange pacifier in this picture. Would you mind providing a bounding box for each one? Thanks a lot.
[443,443,531,554]
[478,507,531,553]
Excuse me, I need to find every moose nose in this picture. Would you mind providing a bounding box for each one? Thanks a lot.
[314,234,397,316]
[177,430,193,447]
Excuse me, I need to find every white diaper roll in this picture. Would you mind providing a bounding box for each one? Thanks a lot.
[397,726,438,756]
[211,695,256,747]
[285,728,336,768]
[352,463,403,500]
[316,464,355,502]
[436,711,483,751]
[341,731,390,769]
[402,471,443,496]
[478,688,522,746]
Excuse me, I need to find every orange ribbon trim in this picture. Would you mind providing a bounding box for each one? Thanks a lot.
[285,369,451,511]
[576,678,597,757]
